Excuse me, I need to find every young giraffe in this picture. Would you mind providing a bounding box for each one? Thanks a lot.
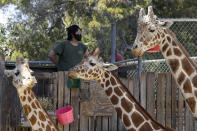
[4,58,59,131]
[132,6,197,119]
[68,49,174,131]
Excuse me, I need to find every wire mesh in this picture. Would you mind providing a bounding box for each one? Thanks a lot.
[118,19,197,78]
[141,19,197,60]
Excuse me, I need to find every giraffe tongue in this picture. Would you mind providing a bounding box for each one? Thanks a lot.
[146,45,160,53]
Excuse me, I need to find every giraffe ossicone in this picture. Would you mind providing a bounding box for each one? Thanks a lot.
[4,57,59,131]
[68,48,174,131]
[132,6,197,119]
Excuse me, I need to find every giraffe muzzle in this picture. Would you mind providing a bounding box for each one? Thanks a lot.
[68,72,78,79]
[132,48,144,57]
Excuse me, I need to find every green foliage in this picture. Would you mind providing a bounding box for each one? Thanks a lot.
[153,0,197,18]
[1,0,197,61]
[0,24,10,57]
[0,0,150,61]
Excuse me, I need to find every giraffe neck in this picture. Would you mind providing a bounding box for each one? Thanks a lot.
[159,29,197,118]
[17,87,59,131]
[98,71,171,131]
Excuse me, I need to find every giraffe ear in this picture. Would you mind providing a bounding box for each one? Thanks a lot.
[16,57,22,66]
[83,50,89,59]
[4,70,12,77]
[24,58,29,67]
[32,76,37,84]
[23,58,34,74]
[102,63,118,71]
[158,21,173,29]
[139,8,145,20]
[148,6,154,19]
[29,68,34,74]
[83,54,88,59]
[93,48,100,57]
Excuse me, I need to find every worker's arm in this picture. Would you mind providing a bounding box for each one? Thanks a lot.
[48,50,58,66]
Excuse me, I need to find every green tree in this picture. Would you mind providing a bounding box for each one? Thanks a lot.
[0,0,152,60]
[153,0,197,18]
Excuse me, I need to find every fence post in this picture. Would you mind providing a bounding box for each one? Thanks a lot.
[137,57,142,81]
[137,57,142,102]
[111,23,116,63]
[137,57,142,79]
[0,53,5,130]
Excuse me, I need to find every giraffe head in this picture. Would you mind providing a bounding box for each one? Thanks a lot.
[68,48,118,80]
[4,57,37,89]
[132,6,173,57]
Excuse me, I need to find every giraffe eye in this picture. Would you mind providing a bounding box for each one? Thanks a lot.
[15,71,20,76]
[90,62,96,66]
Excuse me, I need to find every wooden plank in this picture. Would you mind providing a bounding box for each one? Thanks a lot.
[140,72,147,109]
[11,127,16,131]
[52,72,58,124]
[69,87,79,131]
[16,127,21,131]
[185,106,194,131]
[95,116,102,131]
[63,72,70,131]
[146,72,156,119]
[89,117,95,131]
[171,77,177,129]
[9,125,15,131]
[156,73,165,125]
[166,73,172,128]
[79,88,90,101]
[34,72,54,79]
[178,89,184,131]
[133,77,139,102]
[185,106,190,131]
[57,71,65,131]
[82,81,113,116]
[80,81,89,131]
[194,121,197,131]
[120,78,129,87]
[0,54,5,131]
[35,79,44,97]
[109,110,117,131]
[118,117,126,131]
[80,102,89,131]
[190,113,194,131]
[0,75,3,130]
[128,78,134,94]
[0,76,9,129]
[102,117,108,131]
[23,127,29,131]
[47,72,57,124]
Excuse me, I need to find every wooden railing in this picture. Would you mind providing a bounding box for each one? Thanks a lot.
[1,72,197,131]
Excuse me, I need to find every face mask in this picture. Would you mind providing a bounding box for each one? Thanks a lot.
[74,34,82,41]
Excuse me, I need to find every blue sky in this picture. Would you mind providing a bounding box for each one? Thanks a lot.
[0,9,7,24]
[0,4,20,24]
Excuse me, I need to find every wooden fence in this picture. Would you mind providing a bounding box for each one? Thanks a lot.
[1,71,197,131]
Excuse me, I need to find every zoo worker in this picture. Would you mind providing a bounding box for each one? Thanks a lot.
[48,25,88,71]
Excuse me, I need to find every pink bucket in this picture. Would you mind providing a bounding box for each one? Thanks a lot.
[56,107,74,125]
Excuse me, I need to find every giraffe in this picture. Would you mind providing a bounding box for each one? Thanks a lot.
[132,6,197,119]
[68,48,174,131]
[4,58,59,131]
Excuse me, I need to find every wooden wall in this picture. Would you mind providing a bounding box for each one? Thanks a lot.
[1,71,197,131]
